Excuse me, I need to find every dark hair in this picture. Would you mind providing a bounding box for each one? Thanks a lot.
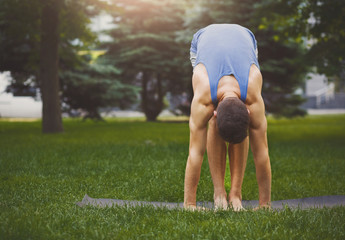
[216,98,249,144]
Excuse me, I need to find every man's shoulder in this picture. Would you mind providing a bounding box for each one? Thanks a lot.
[192,65,211,94]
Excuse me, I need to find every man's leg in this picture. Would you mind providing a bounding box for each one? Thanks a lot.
[228,136,249,211]
[207,116,228,209]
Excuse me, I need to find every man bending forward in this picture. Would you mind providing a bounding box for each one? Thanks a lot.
[184,24,271,210]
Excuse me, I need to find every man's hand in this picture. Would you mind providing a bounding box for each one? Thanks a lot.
[248,97,271,207]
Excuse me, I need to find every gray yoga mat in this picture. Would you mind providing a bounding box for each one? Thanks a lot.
[76,194,345,210]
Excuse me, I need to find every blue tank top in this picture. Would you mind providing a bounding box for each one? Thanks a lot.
[190,24,260,106]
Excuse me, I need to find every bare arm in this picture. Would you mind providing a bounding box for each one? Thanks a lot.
[248,95,271,207]
[184,96,213,208]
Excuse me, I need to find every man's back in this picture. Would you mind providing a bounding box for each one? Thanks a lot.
[190,24,259,105]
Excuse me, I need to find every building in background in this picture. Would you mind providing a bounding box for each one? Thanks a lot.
[301,72,345,109]
[0,72,42,118]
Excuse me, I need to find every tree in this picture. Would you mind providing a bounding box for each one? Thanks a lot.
[60,57,139,120]
[260,0,345,91]
[306,0,345,92]
[0,0,137,129]
[262,0,345,76]
[184,0,308,117]
[0,0,41,86]
[103,0,189,121]
[39,0,63,132]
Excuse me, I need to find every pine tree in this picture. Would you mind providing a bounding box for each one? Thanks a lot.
[103,0,189,121]
[60,57,139,120]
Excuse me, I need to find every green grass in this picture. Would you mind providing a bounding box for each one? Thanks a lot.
[1,115,345,239]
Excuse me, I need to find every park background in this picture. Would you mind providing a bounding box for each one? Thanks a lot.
[0,0,345,239]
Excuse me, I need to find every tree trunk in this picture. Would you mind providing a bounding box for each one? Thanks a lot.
[156,73,163,113]
[141,71,148,117]
[39,0,63,133]
[141,72,164,121]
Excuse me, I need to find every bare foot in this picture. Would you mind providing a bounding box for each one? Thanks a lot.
[214,194,228,210]
[184,205,208,211]
[229,197,246,212]
[253,205,271,211]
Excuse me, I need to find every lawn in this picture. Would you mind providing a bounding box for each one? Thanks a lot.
[1,115,345,239]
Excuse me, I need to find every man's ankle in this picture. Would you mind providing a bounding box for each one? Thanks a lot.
[228,191,242,201]
[213,190,227,200]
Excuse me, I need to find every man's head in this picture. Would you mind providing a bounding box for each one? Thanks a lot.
[216,97,249,144]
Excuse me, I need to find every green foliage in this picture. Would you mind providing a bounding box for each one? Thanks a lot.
[0,0,42,81]
[0,0,98,81]
[103,0,190,121]
[0,115,345,238]
[260,0,345,78]
[61,59,140,119]
[303,0,345,77]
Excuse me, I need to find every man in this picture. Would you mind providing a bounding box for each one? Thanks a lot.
[184,24,271,211]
